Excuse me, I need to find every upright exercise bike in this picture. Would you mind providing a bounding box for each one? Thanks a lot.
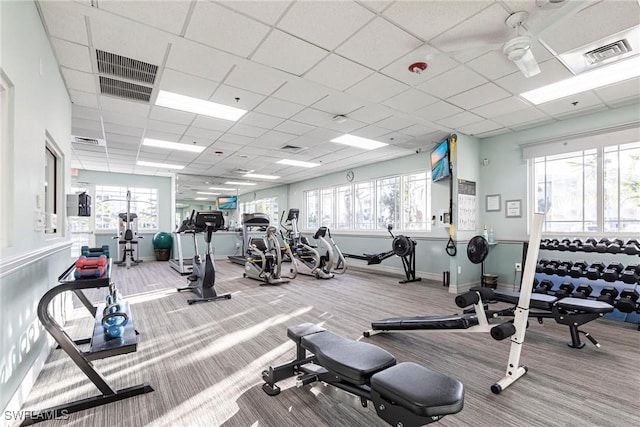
[177,210,231,305]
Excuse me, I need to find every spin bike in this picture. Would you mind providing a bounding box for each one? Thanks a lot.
[177,210,231,305]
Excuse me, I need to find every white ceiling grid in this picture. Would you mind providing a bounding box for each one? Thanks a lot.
[33,0,639,200]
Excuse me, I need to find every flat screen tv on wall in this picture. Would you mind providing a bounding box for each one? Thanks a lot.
[217,196,237,209]
[430,138,450,183]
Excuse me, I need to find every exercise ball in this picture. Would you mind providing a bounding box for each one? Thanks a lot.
[152,232,173,249]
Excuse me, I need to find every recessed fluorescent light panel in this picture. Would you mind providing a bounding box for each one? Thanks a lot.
[155,90,247,121]
[225,181,256,186]
[208,187,236,191]
[277,159,320,168]
[197,192,220,195]
[195,197,209,200]
[521,56,640,105]
[243,173,280,180]
[331,134,388,150]
[142,138,205,153]
[137,160,184,170]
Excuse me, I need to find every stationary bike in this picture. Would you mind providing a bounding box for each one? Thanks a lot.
[177,210,231,305]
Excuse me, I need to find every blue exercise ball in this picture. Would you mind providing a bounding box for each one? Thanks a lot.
[152,232,173,249]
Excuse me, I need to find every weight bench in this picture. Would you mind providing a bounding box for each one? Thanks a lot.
[490,289,614,348]
[262,323,464,427]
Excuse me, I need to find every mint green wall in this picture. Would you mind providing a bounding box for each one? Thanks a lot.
[76,170,172,259]
[0,0,73,412]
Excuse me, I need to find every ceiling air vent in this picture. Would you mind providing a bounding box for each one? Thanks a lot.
[96,50,158,84]
[99,76,152,102]
[280,144,307,154]
[584,39,632,64]
[233,168,255,174]
[71,135,106,147]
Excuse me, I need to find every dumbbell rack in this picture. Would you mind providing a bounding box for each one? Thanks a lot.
[22,260,153,426]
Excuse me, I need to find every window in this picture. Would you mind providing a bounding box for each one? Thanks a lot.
[44,136,63,235]
[1,69,13,247]
[533,141,640,233]
[303,170,430,232]
[95,186,158,230]
[238,196,279,226]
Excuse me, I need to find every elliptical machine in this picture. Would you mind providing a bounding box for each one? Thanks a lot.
[177,210,231,305]
[243,225,292,285]
[280,209,345,279]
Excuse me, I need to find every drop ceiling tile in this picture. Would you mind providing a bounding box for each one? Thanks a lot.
[278,1,374,50]
[102,110,148,129]
[347,104,394,124]
[185,2,270,57]
[304,127,343,142]
[61,67,95,94]
[146,119,188,135]
[380,47,459,86]
[595,79,640,105]
[304,54,374,91]
[189,116,235,133]
[228,123,268,138]
[383,0,492,41]
[536,92,604,117]
[436,111,484,128]
[312,93,365,115]
[165,39,236,82]
[400,123,439,137]
[374,115,417,131]
[273,79,329,105]
[101,96,150,117]
[219,0,291,25]
[149,106,196,126]
[414,101,464,122]
[457,119,503,136]
[225,62,289,96]
[143,130,183,143]
[273,120,315,136]
[471,96,530,119]
[465,50,519,81]
[252,30,328,76]
[336,17,423,70]
[204,140,245,153]
[377,131,413,145]
[494,58,573,94]
[210,84,266,111]
[492,107,550,127]
[178,135,218,150]
[39,1,89,45]
[291,108,332,127]
[105,134,141,146]
[239,112,284,129]
[351,125,395,139]
[217,133,255,146]
[183,127,224,141]
[323,118,368,134]
[72,118,102,131]
[72,106,101,122]
[417,66,487,99]
[51,38,92,73]
[256,130,298,146]
[382,89,438,113]
[97,1,192,35]
[255,98,306,119]
[447,83,511,110]
[345,72,409,103]
[159,69,219,99]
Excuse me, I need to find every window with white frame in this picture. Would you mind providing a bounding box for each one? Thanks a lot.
[44,139,63,235]
[533,141,640,233]
[303,170,430,232]
[95,186,158,230]
[238,196,280,226]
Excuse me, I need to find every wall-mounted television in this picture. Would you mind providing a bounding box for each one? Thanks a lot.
[430,138,450,183]
[217,196,237,209]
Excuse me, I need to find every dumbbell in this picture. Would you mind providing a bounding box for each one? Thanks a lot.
[606,238,625,254]
[555,281,575,298]
[555,261,573,277]
[620,264,639,285]
[595,238,611,253]
[585,262,606,280]
[536,258,549,273]
[596,286,619,305]
[602,262,624,282]
[572,283,593,299]
[543,259,561,275]
[534,279,554,294]
[539,239,550,250]
[547,239,560,250]
[616,289,639,313]
[582,238,598,253]
[624,239,640,255]
[557,238,572,251]
[569,260,588,278]
[568,239,583,252]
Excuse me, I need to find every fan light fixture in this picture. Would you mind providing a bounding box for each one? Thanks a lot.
[503,36,541,78]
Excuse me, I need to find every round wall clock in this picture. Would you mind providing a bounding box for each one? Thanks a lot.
[346,170,354,182]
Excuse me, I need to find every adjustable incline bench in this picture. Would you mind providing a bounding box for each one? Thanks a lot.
[488,289,614,348]
[262,323,464,427]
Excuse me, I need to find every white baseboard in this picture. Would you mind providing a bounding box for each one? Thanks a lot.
[345,259,442,283]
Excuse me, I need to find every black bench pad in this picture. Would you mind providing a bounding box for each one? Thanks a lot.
[556,297,613,313]
[493,290,557,310]
[301,331,396,385]
[371,362,464,417]
[372,314,479,330]
[287,323,326,344]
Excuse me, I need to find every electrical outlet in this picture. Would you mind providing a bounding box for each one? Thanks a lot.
[457,266,461,274]
[515,263,522,272]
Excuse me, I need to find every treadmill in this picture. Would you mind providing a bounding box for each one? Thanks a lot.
[169,217,196,274]
[228,213,271,265]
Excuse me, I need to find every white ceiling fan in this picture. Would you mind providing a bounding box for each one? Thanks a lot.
[424,0,594,78]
